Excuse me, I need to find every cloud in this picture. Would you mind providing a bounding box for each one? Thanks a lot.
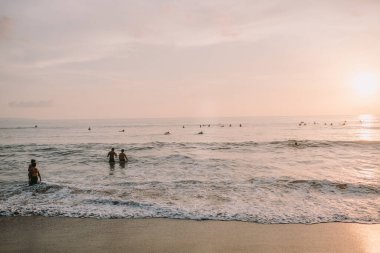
[2,0,379,71]
[0,0,289,69]
[9,100,53,108]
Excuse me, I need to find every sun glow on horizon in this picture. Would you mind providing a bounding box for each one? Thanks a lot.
[351,72,379,98]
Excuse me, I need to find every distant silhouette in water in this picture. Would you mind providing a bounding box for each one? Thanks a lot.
[182,125,185,128]
[34,125,38,128]
[298,121,307,126]
[198,131,204,135]
[239,124,242,127]
[107,148,117,163]
[119,129,125,132]
[88,127,91,131]
[164,131,171,135]
[229,124,232,127]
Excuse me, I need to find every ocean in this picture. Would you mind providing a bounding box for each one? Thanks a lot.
[0,115,379,224]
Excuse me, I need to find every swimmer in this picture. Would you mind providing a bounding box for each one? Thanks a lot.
[164,131,171,135]
[28,159,36,184]
[107,148,117,163]
[119,149,128,162]
[119,129,125,132]
[29,161,41,186]
[239,124,242,127]
[88,127,91,131]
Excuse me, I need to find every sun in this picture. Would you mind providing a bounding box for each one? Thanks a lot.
[351,72,379,98]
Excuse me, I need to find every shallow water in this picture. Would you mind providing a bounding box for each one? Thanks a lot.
[0,116,379,223]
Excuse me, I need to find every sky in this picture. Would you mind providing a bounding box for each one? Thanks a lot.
[0,0,380,119]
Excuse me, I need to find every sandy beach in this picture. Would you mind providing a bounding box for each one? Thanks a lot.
[0,217,379,253]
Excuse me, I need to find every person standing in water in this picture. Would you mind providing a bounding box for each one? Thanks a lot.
[28,159,36,184]
[29,161,41,185]
[119,149,129,162]
[107,148,117,163]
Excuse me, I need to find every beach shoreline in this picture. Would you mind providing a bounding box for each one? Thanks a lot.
[1,216,379,253]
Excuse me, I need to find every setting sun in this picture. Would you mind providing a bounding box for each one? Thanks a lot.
[352,72,379,98]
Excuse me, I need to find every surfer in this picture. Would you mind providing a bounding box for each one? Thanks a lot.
[107,148,117,163]
[119,129,125,132]
[119,149,128,162]
[164,131,170,135]
[29,161,41,186]
[198,131,203,135]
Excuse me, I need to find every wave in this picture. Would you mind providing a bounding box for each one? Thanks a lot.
[2,177,378,202]
[1,140,380,153]
[0,179,379,223]
[0,127,37,130]
[248,178,380,195]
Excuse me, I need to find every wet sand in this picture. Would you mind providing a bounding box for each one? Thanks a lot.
[0,217,379,253]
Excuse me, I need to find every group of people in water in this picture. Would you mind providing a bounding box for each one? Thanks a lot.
[298,121,348,126]
[27,148,129,186]
[107,148,129,163]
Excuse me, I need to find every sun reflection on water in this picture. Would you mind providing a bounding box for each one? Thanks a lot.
[357,114,375,141]
[359,114,374,123]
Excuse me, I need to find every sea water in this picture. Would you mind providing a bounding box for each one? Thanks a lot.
[0,116,379,224]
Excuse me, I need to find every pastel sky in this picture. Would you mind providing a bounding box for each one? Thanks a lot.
[1,0,380,119]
